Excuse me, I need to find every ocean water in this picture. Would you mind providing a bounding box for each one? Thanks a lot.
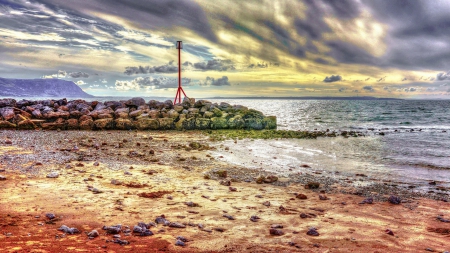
[208,99,450,188]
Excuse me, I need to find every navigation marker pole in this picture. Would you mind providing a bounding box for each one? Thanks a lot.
[174,41,188,104]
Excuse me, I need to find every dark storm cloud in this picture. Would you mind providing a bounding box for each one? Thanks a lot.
[314,58,331,65]
[323,75,342,83]
[193,59,234,71]
[68,72,89,78]
[124,62,178,75]
[201,76,230,86]
[322,0,361,19]
[248,63,268,69]
[362,85,374,92]
[37,0,217,42]
[325,41,378,66]
[436,72,450,81]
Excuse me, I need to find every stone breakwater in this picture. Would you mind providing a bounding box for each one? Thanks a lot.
[0,97,276,131]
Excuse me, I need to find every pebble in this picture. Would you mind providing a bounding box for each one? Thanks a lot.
[425,248,435,252]
[262,201,271,207]
[306,227,320,236]
[155,216,170,225]
[214,227,225,232]
[385,229,394,236]
[113,234,121,238]
[296,193,307,199]
[87,230,99,238]
[169,222,186,228]
[113,239,129,245]
[250,215,260,222]
[223,214,235,220]
[437,216,450,223]
[46,172,59,178]
[103,225,122,234]
[0,175,6,180]
[177,236,188,242]
[58,225,80,235]
[359,197,373,204]
[229,187,237,192]
[269,228,284,236]
[175,239,185,247]
[271,224,283,229]
[319,194,328,200]
[388,196,401,204]
[46,213,56,220]
[93,162,99,166]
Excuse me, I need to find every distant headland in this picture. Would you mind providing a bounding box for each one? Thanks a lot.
[0,78,93,98]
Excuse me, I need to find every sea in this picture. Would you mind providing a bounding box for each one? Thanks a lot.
[207,99,450,190]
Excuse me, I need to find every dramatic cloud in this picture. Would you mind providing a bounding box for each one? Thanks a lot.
[200,76,230,86]
[124,62,178,75]
[68,72,89,78]
[193,59,234,71]
[436,72,450,81]
[248,63,269,68]
[115,76,191,90]
[76,80,86,85]
[362,86,374,92]
[323,75,342,83]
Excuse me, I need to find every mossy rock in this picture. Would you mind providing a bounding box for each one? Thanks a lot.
[195,118,211,130]
[93,118,114,130]
[182,117,196,130]
[228,115,245,129]
[212,107,223,117]
[211,117,228,129]
[136,118,159,130]
[256,176,265,184]
[239,109,264,120]
[262,116,277,130]
[115,118,135,130]
[158,118,174,130]
[244,118,263,130]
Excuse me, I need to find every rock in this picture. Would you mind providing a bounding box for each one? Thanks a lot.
[0,107,15,121]
[126,97,146,107]
[114,107,129,118]
[115,119,134,130]
[229,187,237,191]
[155,216,170,225]
[87,230,99,238]
[93,118,114,130]
[263,201,271,207]
[264,175,278,183]
[46,213,56,220]
[113,239,129,245]
[319,194,328,200]
[46,172,59,178]
[385,229,394,236]
[58,225,80,234]
[0,120,16,128]
[228,115,245,129]
[167,109,179,119]
[17,119,36,130]
[220,180,231,186]
[263,116,277,129]
[103,225,122,234]
[66,119,79,130]
[306,227,320,236]
[158,118,174,130]
[223,214,235,220]
[269,228,284,236]
[0,175,6,180]
[306,182,320,189]
[175,239,185,247]
[271,224,283,229]
[169,222,186,228]
[136,118,159,130]
[296,193,307,199]
[0,98,16,107]
[250,216,260,222]
[437,216,450,223]
[210,117,228,129]
[388,195,401,204]
[359,197,373,204]
[129,109,143,118]
[195,118,211,130]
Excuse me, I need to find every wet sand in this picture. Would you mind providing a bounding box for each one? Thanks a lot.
[0,130,449,253]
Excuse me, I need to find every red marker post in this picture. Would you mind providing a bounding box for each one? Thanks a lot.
[174,41,188,104]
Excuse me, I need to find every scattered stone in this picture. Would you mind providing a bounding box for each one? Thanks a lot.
[113,239,129,245]
[185,201,200,207]
[437,216,450,223]
[93,162,99,166]
[359,197,374,204]
[175,239,185,247]
[269,228,284,236]
[214,227,225,232]
[111,179,122,185]
[103,225,122,234]
[58,225,80,234]
[296,193,307,199]
[306,227,319,236]
[177,236,188,242]
[169,222,186,228]
[264,175,278,183]
[250,215,260,222]
[385,229,394,236]
[220,180,231,186]
[319,194,328,200]
[155,216,170,225]
[271,224,283,229]
[87,230,99,238]
[262,201,271,207]
[46,172,59,178]
[229,187,237,192]
[388,195,401,204]
[425,248,435,252]
[0,175,6,180]
[223,214,235,220]
[306,182,320,189]
[46,213,56,220]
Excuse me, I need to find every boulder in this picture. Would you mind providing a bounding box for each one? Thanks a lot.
[129,109,143,118]
[66,119,79,130]
[79,119,94,130]
[97,113,113,119]
[158,118,174,130]
[148,110,160,119]
[182,117,196,130]
[93,118,115,130]
[174,105,184,113]
[0,107,15,121]
[263,116,277,129]
[32,110,43,119]
[115,108,130,119]
[211,117,228,129]
[195,118,211,130]
[148,100,158,109]
[0,98,16,108]
[175,118,185,130]
[69,110,83,118]
[17,119,37,130]
[42,118,66,130]
[167,109,179,119]
[203,111,214,118]
[136,118,159,130]
[163,100,174,109]
[228,115,245,129]
[115,119,135,130]
[105,101,123,110]
[126,97,146,107]
[212,107,223,117]
[194,100,211,108]
[245,118,264,130]
[0,121,16,128]
[16,99,31,108]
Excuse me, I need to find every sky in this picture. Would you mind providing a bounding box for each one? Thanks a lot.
[1,0,450,98]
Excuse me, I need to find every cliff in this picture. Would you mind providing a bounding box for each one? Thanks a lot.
[0,78,93,98]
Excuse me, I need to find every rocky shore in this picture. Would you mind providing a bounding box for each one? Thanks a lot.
[0,130,449,252]
[0,97,276,131]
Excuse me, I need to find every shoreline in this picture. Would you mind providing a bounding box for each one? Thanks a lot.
[0,131,449,252]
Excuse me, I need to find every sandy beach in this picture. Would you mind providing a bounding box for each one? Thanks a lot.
[0,130,449,253]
